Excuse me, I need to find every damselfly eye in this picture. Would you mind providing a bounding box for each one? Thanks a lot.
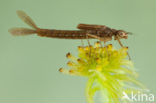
[120,32,125,36]
[118,31,128,39]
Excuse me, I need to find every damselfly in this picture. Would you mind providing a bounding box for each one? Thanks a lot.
[9,10,131,59]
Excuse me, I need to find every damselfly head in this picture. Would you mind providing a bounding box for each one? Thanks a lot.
[117,30,128,39]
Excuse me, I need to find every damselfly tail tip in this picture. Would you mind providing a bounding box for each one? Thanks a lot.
[15,10,38,30]
[16,10,23,14]
[8,28,36,36]
[8,28,19,36]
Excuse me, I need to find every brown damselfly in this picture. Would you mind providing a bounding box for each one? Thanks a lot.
[9,10,131,59]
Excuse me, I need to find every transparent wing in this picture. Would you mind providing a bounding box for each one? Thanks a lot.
[77,24,106,31]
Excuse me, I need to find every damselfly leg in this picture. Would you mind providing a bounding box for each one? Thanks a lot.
[86,34,103,48]
[86,31,92,56]
[86,34,110,57]
[81,39,84,47]
[117,38,131,60]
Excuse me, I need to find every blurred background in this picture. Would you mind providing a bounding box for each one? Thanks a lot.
[0,0,156,103]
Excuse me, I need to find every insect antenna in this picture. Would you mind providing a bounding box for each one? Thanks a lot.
[127,32,133,35]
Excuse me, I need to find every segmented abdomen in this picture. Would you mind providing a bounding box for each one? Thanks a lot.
[37,29,97,39]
